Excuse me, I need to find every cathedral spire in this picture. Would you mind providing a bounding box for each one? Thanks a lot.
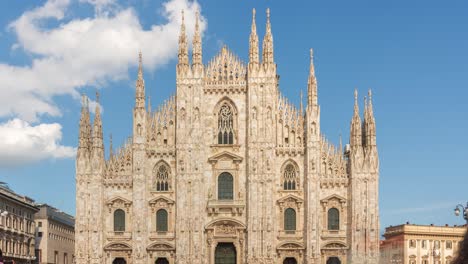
[135,52,146,109]
[92,91,104,151]
[192,10,202,68]
[262,8,274,65]
[178,10,189,71]
[249,8,259,66]
[350,89,362,147]
[109,133,113,158]
[300,89,304,116]
[307,48,318,111]
[364,89,376,147]
[78,94,91,153]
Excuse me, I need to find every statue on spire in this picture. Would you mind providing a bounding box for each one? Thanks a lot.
[307,48,318,111]
[262,8,274,66]
[192,10,202,68]
[249,8,259,66]
[135,52,145,109]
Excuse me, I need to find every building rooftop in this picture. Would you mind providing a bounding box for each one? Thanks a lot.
[35,204,75,227]
[384,223,467,239]
[0,181,38,211]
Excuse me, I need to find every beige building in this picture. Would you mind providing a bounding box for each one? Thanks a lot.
[75,8,380,264]
[380,223,467,264]
[34,204,75,264]
[0,182,39,263]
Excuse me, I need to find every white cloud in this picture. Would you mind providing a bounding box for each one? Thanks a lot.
[0,0,206,122]
[0,118,76,166]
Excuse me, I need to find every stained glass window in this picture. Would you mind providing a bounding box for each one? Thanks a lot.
[155,164,169,191]
[283,164,297,190]
[218,104,234,144]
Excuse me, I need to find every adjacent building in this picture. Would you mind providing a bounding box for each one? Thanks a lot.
[75,8,380,264]
[34,204,75,264]
[380,223,467,264]
[0,182,39,264]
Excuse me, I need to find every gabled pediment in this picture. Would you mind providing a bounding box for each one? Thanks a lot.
[208,151,243,164]
[277,194,304,204]
[106,196,132,207]
[148,196,175,206]
[146,242,175,251]
[322,241,347,249]
[104,242,132,251]
[320,194,346,204]
[277,241,305,250]
[205,46,246,85]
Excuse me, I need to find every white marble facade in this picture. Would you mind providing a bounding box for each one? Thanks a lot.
[75,8,380,264]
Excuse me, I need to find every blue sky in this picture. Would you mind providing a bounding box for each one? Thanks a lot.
[0,0,467,233]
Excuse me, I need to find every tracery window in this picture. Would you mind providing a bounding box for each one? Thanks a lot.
[328,208,340,230]
[283,164,298,190]
[155,163,170,191]
[409,239,416,248]
[218,172,234,200]
[113,209,125,232]
[218,103,234,144]
[156,209,168,232]
[284,208,296,232]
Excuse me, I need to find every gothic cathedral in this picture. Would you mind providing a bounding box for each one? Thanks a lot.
[75,9,380,264]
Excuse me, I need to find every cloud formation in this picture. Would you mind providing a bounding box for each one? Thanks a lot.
[0,0,205,165]
[0,119,76,166]
[1,0,204,122]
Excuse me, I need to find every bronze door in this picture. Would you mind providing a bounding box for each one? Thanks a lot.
[215,243,236,264]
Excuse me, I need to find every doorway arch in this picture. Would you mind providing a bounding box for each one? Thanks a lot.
[113,258,127,264]
[155,258,169,264]
[215,243,236,264]
[327,257,341,264]
[283,257,297,264]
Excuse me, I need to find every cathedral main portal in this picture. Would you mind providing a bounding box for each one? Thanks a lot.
[215,243,236,264]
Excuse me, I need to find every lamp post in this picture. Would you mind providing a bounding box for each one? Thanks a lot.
[454,202,468,224]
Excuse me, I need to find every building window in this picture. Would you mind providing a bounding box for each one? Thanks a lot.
[409,239,416,248]
[218,172,234,200]
[434,240,440,249]
[328,208,340,230]
[38,232,43,237]
[446,241,452,249]
[284,208,296,232]
[38,221,42,227]
[218,103,234,144]
[422,240,427,249]
[54,251,58,264]
[64,253,68,264]
[156,209,168,232]
[283,163,298,190]
[113,209,125,232]
[155,163,170,191]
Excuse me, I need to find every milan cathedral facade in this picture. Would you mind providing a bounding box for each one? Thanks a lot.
[75,8,380,264]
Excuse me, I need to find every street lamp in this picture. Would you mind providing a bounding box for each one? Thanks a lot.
[454,202,468,224]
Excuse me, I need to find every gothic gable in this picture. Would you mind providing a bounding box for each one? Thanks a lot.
[205,46,246,86]
[146,242,175,251]
[320,194,346,204]
[277,241,305,250]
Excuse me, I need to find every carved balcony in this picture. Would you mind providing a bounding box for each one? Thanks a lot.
[207,200,245,216]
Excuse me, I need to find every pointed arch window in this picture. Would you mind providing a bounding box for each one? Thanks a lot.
[114,209,125,232]
[284,208,296,233]
[328,208,339,230]
[218,172,233,200]
[156,209,168,232]
[218,103,234,144]
[155,163,170,191]
[283,163,298,190]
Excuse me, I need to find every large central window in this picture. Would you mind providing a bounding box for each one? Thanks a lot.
[218,172,234,200]
[218,103,234,144]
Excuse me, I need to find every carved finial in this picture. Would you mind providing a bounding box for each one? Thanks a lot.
[339,133,343,152]
[96,91,100,104]
[262,8,274,65]
[195,10,199,31]
[192,10,202,67]
[300,90,304,115]
[148,95,151,113]
[109,133,113,157]
[267,8,270,20]
[368,89,372,106]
